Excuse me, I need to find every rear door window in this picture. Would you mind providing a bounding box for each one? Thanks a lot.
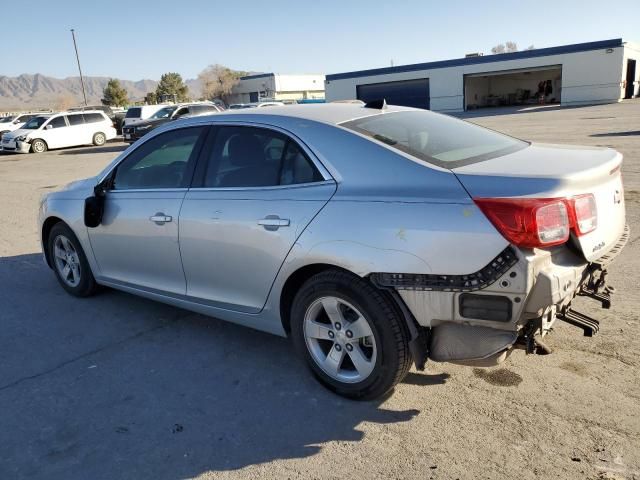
[202,126,322,188]
[66,114,86,126]
[47,116,67,128]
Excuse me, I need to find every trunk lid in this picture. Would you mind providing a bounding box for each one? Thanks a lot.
[453,143,625,262]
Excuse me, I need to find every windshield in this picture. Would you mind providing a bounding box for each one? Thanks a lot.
[341,110,527,168]
[150,107,176,119]
[21,116,49,130]
[0,116,15,123]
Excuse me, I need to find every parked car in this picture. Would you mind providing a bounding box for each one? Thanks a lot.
[229,101,286,109]
[38,104,627,399]
[2,111,117,153]
[122,103,222,143]
[122,105,166,127]
[0,113,40,138]
[68,105,125,134]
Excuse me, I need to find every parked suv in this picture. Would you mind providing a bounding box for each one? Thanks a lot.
[1,111,117,153]
[0,113,40,138]
[122,103,222,142]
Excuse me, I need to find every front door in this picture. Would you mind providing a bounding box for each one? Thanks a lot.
[179,125,335,312]
[88,126,208,295]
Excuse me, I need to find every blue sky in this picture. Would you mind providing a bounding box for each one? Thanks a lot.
[7,0,640,80]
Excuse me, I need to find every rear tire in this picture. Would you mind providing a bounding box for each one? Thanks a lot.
[48,223,98,297]
[93,132,106,146]
[30,138,47,153]
[290,270,412,400]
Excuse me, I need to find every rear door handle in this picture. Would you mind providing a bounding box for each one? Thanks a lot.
[149,213,172,224]
[258,215,290,230]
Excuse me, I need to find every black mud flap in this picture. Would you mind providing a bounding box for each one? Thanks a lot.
[388,290,429,370]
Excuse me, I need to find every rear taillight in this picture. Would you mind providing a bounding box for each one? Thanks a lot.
[475,195,598,247]
[474,198,570,248]
[569,194,597,236]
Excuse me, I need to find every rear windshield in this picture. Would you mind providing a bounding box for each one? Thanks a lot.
[125,107,142,118]
[341,110,527,168]
[0,116,15,123]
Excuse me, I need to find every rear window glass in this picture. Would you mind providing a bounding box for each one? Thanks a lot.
[341,110,528,168]
[125,107,141,118]
[84,113,104,123]
[67,114,85,126]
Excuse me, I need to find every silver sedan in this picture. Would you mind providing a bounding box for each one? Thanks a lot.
[39,103,627,399]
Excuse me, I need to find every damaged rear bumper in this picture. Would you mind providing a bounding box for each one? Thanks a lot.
[379,225,629,367]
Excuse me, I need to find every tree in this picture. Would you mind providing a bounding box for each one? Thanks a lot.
[101,78,129,107]
[197,64,247,102]
[144,91,158,104]
[155,72,189,103]
[491,41,520,54]
[525,45,535,50]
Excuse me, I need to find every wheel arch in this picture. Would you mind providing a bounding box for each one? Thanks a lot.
[42,216,66,268]
[279,263,360,335]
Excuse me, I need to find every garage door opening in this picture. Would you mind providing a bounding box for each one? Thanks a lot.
[356,78,430,109]
[464,66,562,110]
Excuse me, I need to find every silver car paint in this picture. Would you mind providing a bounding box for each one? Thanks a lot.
[40,105,624,356]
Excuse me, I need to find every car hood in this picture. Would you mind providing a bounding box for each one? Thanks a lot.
[3,128,32,140]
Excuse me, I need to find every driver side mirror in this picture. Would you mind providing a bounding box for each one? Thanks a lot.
[45,124,53,130]
[84,181,109,228]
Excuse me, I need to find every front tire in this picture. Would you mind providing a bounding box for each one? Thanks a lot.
[48,223,98,297]
[30,138,47,153]
[92,132,106,146]
[291,270,412,400]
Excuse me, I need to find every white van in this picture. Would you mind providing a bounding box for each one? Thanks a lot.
[1,111,117,154]
[122,105,165,127]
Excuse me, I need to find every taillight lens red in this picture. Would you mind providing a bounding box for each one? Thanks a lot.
[569,194,598,235]
[474,194,598,248]
[474,198,570,248]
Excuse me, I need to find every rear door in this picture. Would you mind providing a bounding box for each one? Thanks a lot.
[64,113,90,147]
[179,124,336,313]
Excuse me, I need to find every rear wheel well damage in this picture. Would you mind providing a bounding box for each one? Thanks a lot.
[278,264,428,370]
[42,216,65,268]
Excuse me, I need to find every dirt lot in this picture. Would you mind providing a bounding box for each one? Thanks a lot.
[1,101,639,480]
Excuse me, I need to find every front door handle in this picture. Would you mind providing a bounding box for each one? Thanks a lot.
[150,213,172,225]
[258,215,290,231]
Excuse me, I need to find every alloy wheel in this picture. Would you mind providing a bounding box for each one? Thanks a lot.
[32,140,46,153]
[303,296,377,383]
[53,235,81,287]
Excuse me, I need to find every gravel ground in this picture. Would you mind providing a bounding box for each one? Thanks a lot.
[1,101,639,480]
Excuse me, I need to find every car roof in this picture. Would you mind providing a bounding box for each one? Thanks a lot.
[211,103,414,126]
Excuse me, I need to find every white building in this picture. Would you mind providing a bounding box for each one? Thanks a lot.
[325,39,640,112]
[227,73,325,104]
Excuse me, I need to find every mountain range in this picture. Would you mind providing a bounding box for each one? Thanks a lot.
[0,74,202,112]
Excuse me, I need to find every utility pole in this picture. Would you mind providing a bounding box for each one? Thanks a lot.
[70,29,87,106]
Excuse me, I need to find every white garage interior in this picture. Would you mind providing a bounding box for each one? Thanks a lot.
[464,65,562,109]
